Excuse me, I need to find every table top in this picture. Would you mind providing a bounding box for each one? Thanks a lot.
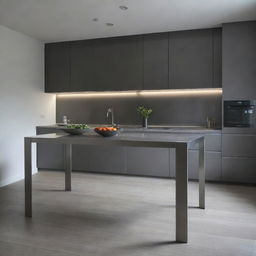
[26,132,204,148]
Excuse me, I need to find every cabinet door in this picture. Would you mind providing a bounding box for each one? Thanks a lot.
[169,29,213,89]
[213,28,222,88]
[188,150,221,181]
[93,36,143,91]
[72,145,91,171]
[222,134,256,157]
[37,144,64,170]
[223,21,256,99]
[70,40,95,91]
[36,128,64,170]
[126,147,173,177]
[45,42,70,92]
[222,157,256,183]
[143,33,169,90]
[87,146,126,174]
[188,134,222,151]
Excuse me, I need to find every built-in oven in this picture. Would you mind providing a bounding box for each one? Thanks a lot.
[224,100,256,128]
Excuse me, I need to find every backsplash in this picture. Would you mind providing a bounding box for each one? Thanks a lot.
[56,94,222,127]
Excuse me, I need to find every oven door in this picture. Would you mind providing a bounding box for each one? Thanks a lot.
[224,101,256,128]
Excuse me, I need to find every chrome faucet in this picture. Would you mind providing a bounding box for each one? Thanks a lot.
[106,107,115,126]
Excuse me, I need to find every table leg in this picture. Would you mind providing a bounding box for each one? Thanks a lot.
[65,144,72,191]
[24,138,32,217]
[199,138,205,209]
[175,144,188,243]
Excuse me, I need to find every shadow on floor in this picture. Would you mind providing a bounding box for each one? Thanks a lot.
[118,240,181,249]
[37,188,66,192]
[208,182,256,208]
[160,204,201,209]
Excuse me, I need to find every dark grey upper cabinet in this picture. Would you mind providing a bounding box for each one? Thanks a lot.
[143,33,169,90]
[70,40,95,92]
[169,29,213,89]
[223,21,256,100]
[45,42,70,92]
[45,28,222,92]
[213,28,222,88]
[93,36,143,91]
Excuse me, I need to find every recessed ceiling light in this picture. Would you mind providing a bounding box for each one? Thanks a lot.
[119,5,128,10]
[92,18,98,22]
[106,23,114,26]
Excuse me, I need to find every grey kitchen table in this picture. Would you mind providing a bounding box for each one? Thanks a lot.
[24,132,205,243]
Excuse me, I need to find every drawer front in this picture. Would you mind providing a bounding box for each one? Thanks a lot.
[222,134,256,157]
[222,157,256,183]
[188,150,222,181]
[126,147,173,177]
[188,134,221,151]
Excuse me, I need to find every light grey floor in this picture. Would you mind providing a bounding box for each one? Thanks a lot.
[0,171,256,256]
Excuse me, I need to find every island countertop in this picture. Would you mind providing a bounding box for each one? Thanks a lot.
[36,124,221,134]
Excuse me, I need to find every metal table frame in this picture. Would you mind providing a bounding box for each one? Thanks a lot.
[24,133,205,243]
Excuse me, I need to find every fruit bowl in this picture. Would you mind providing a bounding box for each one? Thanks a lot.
[62,124,90,135]
[94,127,118,137]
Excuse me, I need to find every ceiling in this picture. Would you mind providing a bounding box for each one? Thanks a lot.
[0,0,256,42]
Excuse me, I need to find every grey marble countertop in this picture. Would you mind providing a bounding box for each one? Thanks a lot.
[37,124,221,134]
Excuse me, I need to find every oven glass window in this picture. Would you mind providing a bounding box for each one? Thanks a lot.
[224,101,256,127]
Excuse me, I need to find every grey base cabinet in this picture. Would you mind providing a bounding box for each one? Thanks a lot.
[188,150,221,181]
[37,127,223,182]
[84,146,126,174]
[36,128,65,170]
[37,143,64,170]
[187,133,222,181]
[222,157,256,183]
[222,134,256,157]
[126,147,175,177]
[221,133,256,183]
[72,145,91,171]
[37,128,127,174]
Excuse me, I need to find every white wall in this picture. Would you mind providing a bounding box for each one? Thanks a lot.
[0,25,55,187]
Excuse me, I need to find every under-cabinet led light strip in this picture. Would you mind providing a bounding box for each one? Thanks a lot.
[56,88,222,98]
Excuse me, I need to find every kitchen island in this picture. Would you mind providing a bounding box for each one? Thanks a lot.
[36,125,220,180]
[24,132,205,243]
